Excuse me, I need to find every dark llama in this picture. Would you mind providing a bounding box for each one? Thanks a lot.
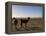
[21,17,30,28]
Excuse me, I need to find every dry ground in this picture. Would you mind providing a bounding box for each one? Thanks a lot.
[12,17,44,32]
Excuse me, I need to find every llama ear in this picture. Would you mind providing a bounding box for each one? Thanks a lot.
[28,17,30,20]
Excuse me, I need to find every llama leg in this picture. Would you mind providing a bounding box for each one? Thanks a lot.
[25,23,26,29]
[21,22,22,28]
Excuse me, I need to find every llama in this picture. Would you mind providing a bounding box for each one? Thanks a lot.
[13,17,18,26]
[12,17,18,31]
[21,17,30,28]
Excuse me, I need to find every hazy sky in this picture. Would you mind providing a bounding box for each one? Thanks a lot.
[12,5,43,18]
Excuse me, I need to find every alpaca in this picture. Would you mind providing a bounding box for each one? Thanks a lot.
[21,17,30,28]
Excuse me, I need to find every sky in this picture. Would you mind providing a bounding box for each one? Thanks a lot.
[12,5,43,18]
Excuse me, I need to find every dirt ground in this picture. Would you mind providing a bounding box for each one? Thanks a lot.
[11,17,44,32]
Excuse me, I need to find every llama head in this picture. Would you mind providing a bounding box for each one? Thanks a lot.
[13,17,16,20]
[28,17,30,20]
